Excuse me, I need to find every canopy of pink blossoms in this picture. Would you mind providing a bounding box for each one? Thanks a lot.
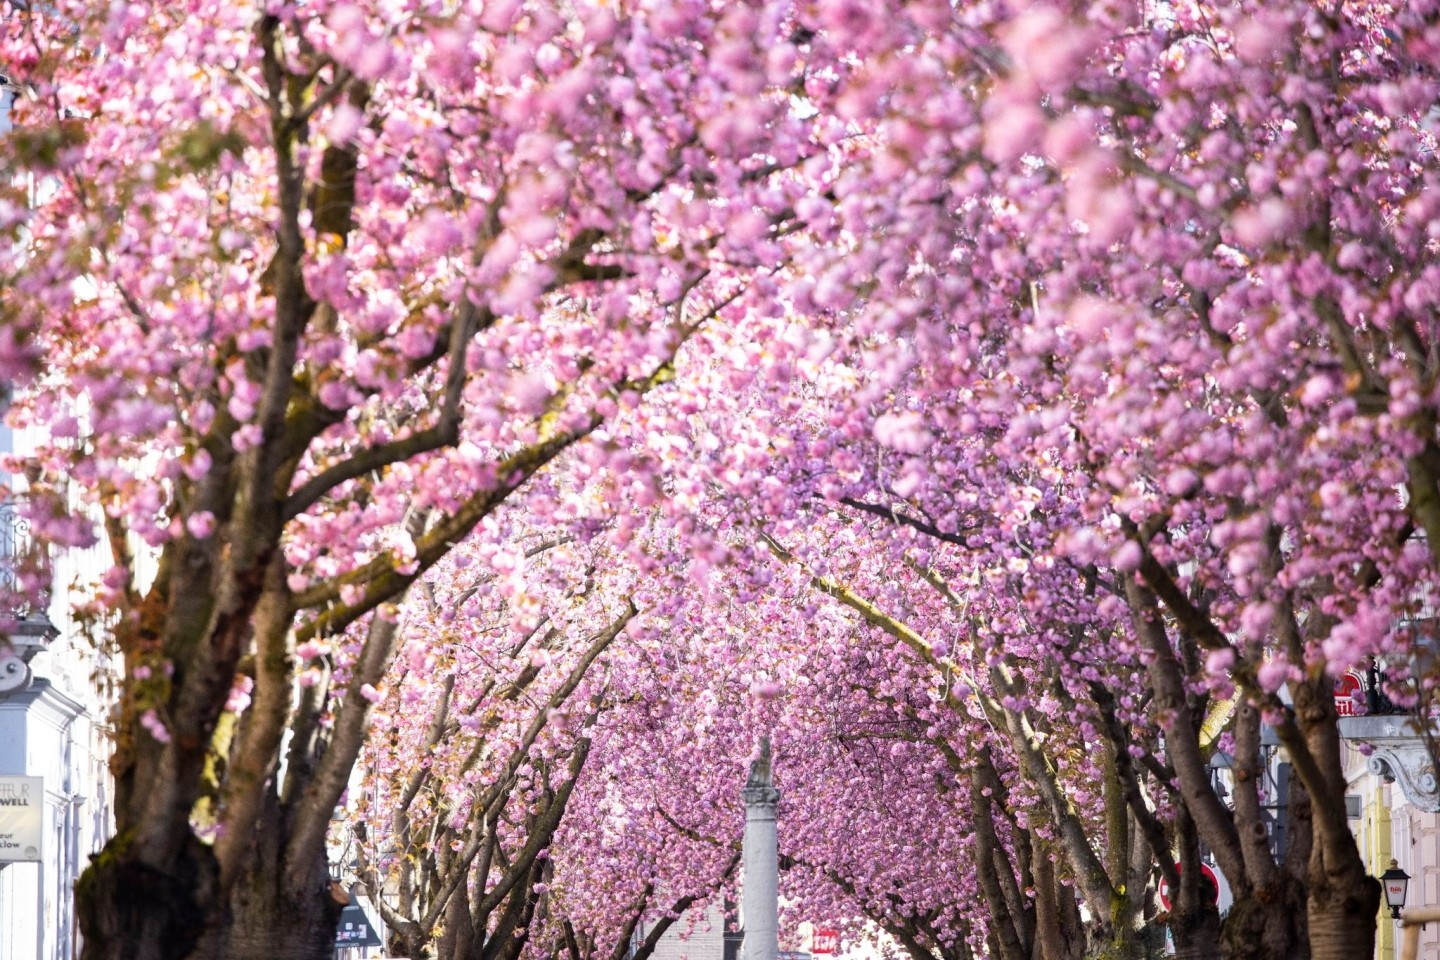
[3,1,1439,959]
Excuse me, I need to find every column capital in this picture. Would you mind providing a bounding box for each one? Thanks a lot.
[742,784,781,807]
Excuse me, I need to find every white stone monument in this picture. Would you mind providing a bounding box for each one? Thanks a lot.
[741,737,780,960]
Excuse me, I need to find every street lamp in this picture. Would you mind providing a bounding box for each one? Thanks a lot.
[1382,859,1411,920]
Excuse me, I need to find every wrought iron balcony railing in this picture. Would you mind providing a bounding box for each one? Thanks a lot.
[0,498,55,643]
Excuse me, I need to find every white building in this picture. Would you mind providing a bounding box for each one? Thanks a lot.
[1341,712,1440,960]
[0,416,116,960]
[639,901,735,960]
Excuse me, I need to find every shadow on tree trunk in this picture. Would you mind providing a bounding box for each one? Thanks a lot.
[76,831,219,960]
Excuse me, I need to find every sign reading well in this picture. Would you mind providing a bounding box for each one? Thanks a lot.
[0,776,42,862]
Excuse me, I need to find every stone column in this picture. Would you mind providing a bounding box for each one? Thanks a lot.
[741,737,780,960]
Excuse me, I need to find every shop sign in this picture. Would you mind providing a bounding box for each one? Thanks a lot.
[0,776,42,862]
[1334,672,1365,717]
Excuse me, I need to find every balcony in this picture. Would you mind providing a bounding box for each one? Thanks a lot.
[1336,649,1440,813]
[0,498,57,657]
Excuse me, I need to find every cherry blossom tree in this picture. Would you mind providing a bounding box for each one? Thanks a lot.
[0,1,842,957]
[346,503,641,959]
[688,2,1440,956]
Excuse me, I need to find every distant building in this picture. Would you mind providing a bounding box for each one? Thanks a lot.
[636,902,850,960]
[634,900,734,960]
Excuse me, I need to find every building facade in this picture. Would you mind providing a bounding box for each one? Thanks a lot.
[0,410,116,960]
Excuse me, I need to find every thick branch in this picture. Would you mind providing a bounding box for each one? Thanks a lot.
[1123,577,1247,887]
[283,600,407,892]
[835,496,972,546]
[292,356,679,635]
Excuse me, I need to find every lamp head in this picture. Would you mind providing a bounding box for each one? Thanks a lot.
[1381,859,1411,920]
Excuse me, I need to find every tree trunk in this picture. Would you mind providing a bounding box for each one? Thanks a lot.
[1029,848,1084,960]
[1305,854,1379,960]
[1218,878,1307,960]
[1219,780,1311,960]
[437,888,477,960]
[1088,929,1145,960]
[75,831,220,960]
[1168,808,1222,960]
[1293,673,1380,960]
[192,790,341,960]
[1169,907,1221,960]
[202,869,341,960]
[971,753,1029,960]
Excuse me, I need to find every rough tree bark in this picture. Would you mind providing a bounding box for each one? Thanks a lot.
[970,747,1029,960]
[1126,542,1381,960]
[1290,677,1379,960]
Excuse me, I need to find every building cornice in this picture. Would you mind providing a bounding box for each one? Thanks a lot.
[1339,715,1440,812]
[0,677,86,724]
